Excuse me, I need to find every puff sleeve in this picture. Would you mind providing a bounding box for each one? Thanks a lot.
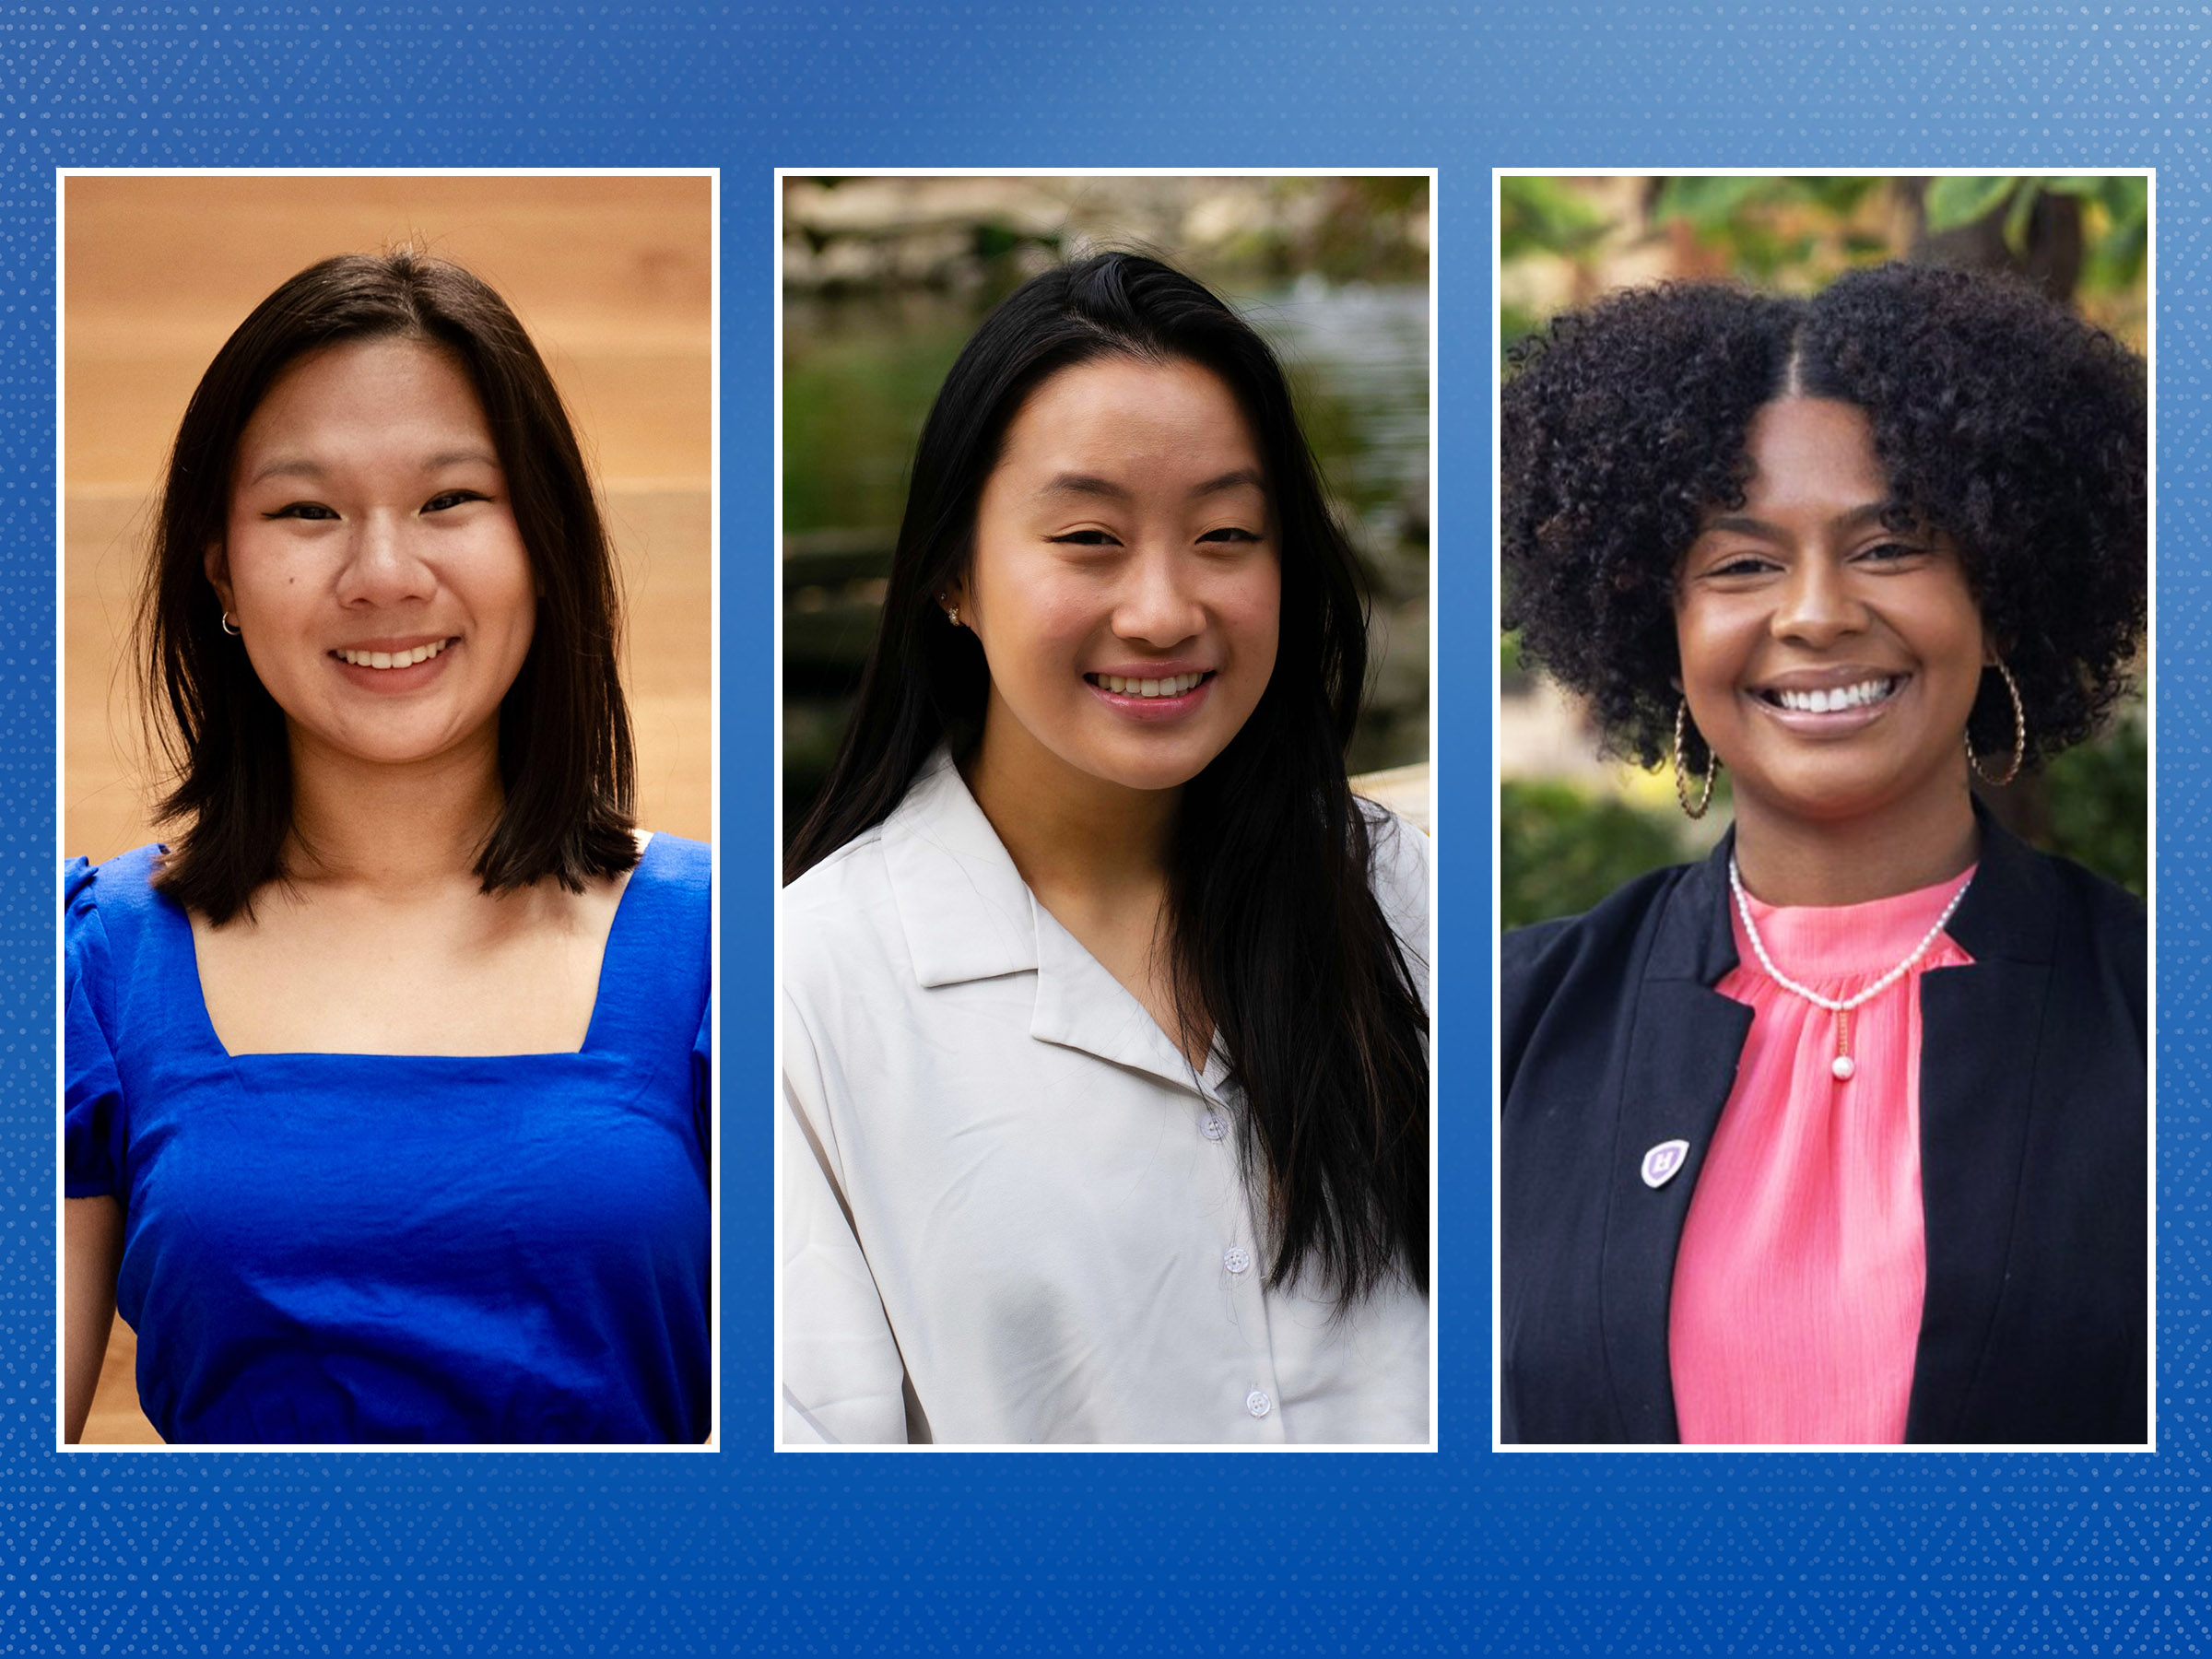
[64,858,127,1200]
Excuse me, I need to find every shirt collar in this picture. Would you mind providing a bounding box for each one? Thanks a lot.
[879,747,1220,1095]
[879,747,1039,987]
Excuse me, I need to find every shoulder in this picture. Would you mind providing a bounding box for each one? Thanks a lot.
[1502,859,1699,991]
[1360,802,1430,960]
[1970,824,2144,982]
[597,834,712,1024]
[2039,846,2144,938]
[1500,860,1708,1070]
[782,819,891,918]
[620,831,710,930]
[781,822,906,1006]
[632,830,709,901]
[2020,841,2145,1002]
[65,846,183,1041]
[65,844,171,959]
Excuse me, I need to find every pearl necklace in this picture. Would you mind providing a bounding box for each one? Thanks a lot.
[1726,855,1972,1083]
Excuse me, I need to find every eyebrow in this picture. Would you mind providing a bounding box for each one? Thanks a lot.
[1701,500,1903,539]
[1039,466,1268,501]
[243,449,503,488]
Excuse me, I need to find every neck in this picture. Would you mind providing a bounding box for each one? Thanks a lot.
[1730,778,1981,907]
[283,722,506,897]
[962,696,1179,900]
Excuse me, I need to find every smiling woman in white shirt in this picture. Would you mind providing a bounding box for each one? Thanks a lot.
[780,252,1430,1445]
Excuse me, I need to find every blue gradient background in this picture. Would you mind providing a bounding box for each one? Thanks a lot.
[7,5,2194,1652]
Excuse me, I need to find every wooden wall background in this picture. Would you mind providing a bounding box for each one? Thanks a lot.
[64,174,714,1443]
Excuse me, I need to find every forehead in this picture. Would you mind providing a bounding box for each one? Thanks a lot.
[239,335,491,455]
[1732,395,1888,510]
[993,355,1264,488]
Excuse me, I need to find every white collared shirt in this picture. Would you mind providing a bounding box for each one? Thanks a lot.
[780,749,1430,1446]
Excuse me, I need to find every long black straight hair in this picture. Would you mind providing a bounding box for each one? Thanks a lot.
[141,251,638,924]
[786,252,1429,1300]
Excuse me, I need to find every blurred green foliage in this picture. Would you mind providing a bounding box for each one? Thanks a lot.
[1500,176,1611,262]
[1923,174,2147,290]
[1500,781,1688,930]
[1501,173,2148,353]
[2041,710,2147,899]
[1649,175,1888,284]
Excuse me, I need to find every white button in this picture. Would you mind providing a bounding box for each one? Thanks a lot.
[1201,1113,1228,1141]
[1245,1389,1273,1418]
[1223,1246,1252,1275]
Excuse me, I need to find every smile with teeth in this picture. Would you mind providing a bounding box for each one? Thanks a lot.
[1757,675,1903,714]
[333,639,453,670]
[1088,671,1212,698]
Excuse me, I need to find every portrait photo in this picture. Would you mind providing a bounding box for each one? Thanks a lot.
[1495,172,2149,1449]
[777,171,1435,1446]
[60,171,715,1447]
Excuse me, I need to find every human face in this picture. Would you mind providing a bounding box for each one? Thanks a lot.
[210,337,536,772]
[1674,396,1990,832]
[959,354,1280,797]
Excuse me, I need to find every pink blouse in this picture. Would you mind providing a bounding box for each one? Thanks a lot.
[1668,867,1977,1445]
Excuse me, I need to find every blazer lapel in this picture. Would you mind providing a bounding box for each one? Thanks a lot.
[1600,839,1753,1441]
[1903,814,2058,1442]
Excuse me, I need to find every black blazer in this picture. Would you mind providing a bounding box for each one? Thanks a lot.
[1500,814,2147,1445]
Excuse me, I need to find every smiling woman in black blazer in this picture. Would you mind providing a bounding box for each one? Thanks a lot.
[1499,264,2147,1446]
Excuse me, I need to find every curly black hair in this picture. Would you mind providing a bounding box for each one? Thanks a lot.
[1500,262,2147,771]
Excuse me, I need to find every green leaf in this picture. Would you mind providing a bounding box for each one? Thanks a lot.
[2095,175,2149,229]
[1499,175,1611,260]
[1924,174,2018,232]
[2003,180,2044,257]
[1653,174,1780,228]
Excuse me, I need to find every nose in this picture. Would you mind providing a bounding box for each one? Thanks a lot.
[1111,547,1206,648]
[1771,554,1866,648]
[333,510,437,608]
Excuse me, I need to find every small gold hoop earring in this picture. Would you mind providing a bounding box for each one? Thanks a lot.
[219,611,241,637]
[1965,661,2027,787]
[1674,699,1717,819]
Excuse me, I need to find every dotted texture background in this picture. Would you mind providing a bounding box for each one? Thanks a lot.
[0,4,2194,1653]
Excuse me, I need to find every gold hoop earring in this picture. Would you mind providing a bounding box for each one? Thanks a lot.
[1965,661,2027,787]
[219,611,241,637]
[1674,699,1717,819]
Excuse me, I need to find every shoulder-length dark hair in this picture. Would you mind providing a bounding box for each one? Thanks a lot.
[140,249,637,924]
[787,252,1430,1300]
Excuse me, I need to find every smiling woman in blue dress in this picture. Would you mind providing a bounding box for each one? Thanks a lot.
[64,253,711,1444]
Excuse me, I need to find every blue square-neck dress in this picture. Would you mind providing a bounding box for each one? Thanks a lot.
[64,832,712,1444]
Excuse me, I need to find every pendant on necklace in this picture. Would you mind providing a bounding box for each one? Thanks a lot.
[1830,1006,1856,1082]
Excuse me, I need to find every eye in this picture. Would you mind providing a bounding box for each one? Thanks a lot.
[424,489,490,513]
[262,501,339,522]
[1700,551,1778,579]
[1048,529,1122,547]
[1197,526,1263,545]
[1854,539,1926,566]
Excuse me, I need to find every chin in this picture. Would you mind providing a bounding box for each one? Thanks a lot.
[1075,737,1220,795]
